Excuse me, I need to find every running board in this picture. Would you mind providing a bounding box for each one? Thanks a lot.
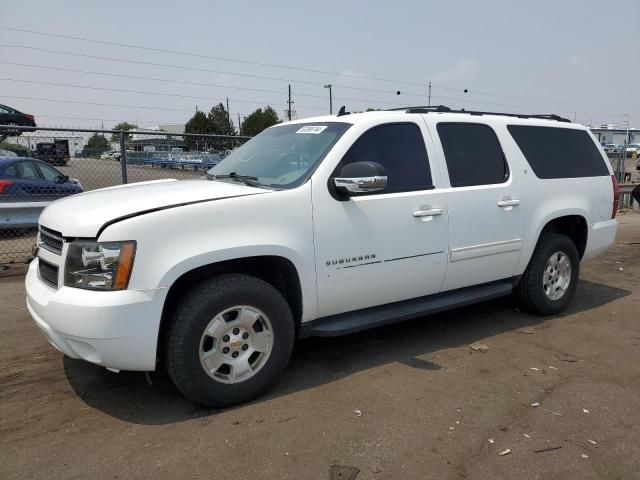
[300,279,516,338]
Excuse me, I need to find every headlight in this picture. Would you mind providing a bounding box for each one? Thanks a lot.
[64,241,136,290]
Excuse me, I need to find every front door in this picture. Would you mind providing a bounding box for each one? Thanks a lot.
[312,121,449,318]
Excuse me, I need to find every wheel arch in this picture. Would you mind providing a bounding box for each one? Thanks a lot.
[537,214,588,259]
[516,209,590,276]
[157,255,304,364]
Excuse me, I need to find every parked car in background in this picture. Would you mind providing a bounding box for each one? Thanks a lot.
[100,151,121,161]
[603,144,622,154]
[0,104,37,135]
[625,144,640,157]
[0,157,83,203]
[0,149,18,158]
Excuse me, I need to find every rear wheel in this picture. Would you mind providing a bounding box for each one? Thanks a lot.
[165,274,295,408]
[516,233,579,315]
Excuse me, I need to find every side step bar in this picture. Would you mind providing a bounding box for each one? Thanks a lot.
[300,279,516,338]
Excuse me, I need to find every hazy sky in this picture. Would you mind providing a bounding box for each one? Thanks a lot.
[1,0,638,129]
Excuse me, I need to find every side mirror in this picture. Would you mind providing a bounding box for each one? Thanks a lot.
[333,161,387,194]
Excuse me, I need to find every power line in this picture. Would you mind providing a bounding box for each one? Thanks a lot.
[0,45,423,97]
[0,94,308,113]
[3,44,634,117]
[427,94,629,119]
[431,84,634,113]
[1,31,634,114]
[9,76,403,109]
[0,62,410,107]
[0,58,327,99]
[1,29,634,116]
[1,27,427,87]
[33,114,194,125]
[0,77,322,108]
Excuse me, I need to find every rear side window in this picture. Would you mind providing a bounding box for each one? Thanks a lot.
[338,123,433,193]
[507,125,609,178]
[4,164,17,177]
[437,123,508,187]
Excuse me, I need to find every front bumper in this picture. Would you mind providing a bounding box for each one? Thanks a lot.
[25,259,165,371]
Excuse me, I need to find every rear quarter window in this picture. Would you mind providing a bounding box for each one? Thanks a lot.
[507,125,609,179]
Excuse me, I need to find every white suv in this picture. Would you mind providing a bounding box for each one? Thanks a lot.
[26,107,619,407]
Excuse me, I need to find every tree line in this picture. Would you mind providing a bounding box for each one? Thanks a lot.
[184,103,279,137]
[86,105,279,154]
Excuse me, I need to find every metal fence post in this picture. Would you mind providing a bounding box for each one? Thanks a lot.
[119,130,127,184]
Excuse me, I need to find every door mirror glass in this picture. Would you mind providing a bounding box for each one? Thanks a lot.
[333,161,387,194]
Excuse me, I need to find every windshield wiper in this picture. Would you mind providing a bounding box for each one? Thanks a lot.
[207,172,263,187]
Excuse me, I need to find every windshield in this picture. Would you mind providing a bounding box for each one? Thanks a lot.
[207,122,351,188]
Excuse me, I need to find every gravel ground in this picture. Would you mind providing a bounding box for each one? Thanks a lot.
[0,215,639,480]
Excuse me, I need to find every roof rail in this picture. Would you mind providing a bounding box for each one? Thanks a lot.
[387,105,452,113]
[387,106,571,123]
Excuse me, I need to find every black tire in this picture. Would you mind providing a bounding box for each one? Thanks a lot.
[165,274,295,408]
[516,233,580,315]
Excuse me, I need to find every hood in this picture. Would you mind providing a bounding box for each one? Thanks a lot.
[39,179,268,237]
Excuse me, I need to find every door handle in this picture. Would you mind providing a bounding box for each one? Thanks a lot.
[413,208,443,217]
[497,199,520,208]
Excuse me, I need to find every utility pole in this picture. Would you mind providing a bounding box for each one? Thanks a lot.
[427,81,432,107]
[324,84,333,114]
[237,113,241,134]
[226,97,231,133]
[287,85,293,121]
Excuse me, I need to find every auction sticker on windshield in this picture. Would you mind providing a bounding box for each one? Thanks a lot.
[296,125,328,134]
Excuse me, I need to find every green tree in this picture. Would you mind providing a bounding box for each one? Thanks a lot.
[86,133,110,157]
[185,111,212,134]
[184,111,214,150]
[240,106,279,136]
[184,104,235,150]
[208,103,234,136]
[111,122,137,142]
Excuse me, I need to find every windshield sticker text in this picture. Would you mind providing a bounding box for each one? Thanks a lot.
[296,126,328,134]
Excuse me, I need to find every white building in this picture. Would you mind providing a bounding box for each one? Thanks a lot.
[10,132,85,157]
[590,125,639,145]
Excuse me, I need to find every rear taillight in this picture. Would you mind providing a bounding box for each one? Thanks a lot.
[25,114,35,123]
[0,180,13,194]
[611,174,619,219]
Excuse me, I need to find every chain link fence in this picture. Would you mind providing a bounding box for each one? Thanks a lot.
[0,126,251,266]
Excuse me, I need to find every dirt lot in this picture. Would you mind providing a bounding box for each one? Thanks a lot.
[1,214,639,480]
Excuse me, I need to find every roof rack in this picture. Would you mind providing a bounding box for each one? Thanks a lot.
[387,105,571,123]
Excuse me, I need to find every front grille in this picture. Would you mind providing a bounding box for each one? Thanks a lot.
[39,226,64,255]
[38,259,59,288]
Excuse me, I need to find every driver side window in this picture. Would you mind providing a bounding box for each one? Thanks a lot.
[38,163,62,182]
[335,123,433,194]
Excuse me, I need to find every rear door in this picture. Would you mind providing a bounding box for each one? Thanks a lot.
[431,121,525,291]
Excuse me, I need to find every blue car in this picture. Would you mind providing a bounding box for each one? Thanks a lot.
[0,157,83,200]
[0,157,83,229]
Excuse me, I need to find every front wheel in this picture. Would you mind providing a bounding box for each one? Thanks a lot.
[165,274,295,408]
[516,233,580,315]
